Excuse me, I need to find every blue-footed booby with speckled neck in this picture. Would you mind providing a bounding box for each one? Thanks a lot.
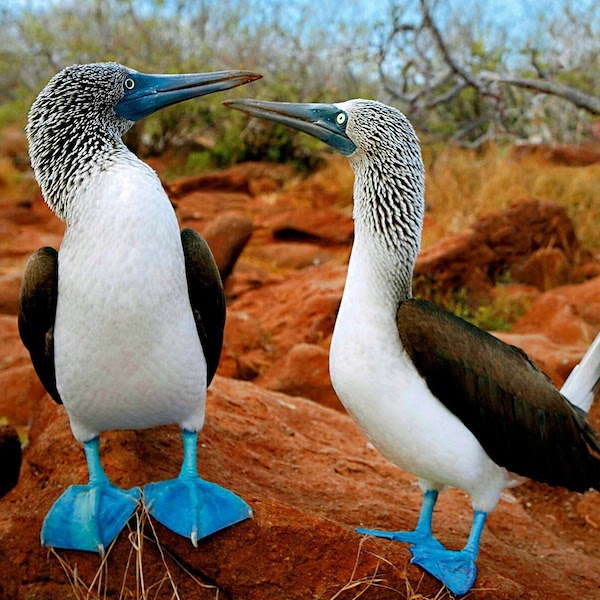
[20,63,261,554]
[224,97,600,595]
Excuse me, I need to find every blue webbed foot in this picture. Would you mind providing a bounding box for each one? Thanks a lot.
[145,476,252,544]
[144,430,251,545]
[410,510,487,596]
[41,438,140,554]
[356,490,443,547]
[409,545,477,596]
[357,493,486,596]
[42,482,140,554]
[355,526,445,550]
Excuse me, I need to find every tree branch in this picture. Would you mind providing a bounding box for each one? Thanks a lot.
[481,74,600,115]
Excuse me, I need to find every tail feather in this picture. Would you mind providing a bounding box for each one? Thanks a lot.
[561,331,600,413]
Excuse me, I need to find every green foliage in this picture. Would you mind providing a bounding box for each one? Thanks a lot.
[185,151,213,174]
[0,0,598,162]
[0,0,376,169]
[441,287,528,333]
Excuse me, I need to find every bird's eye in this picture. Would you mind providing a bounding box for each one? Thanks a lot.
[124,78,135,90]
[336,112,347,125]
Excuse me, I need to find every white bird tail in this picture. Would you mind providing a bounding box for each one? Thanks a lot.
[561,331,600,413]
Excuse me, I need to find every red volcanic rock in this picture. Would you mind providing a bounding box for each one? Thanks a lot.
[224,263,271,300]
[224,265,345,378]
[253,242,333,270]
[218,310,267,380]
[166,169,251,199]
[256,343,342,411]
[175,190,252,230]
[509,143,600,166]
[201,212,253,282]
[1,377,599,599]
[0,312,47,430]
[415,226,496,299]
[0,271,21,315]
[512,247,571,290]
[264,207,354,245]
[0,225,62,260]
[414,199,592,300]
[573,260,600,281]
[166,162,295,199]
[0,194,63,243]
[512,275,600,347]
[0,315,30,372]
[0,364,47,427]
[489,276,600,385]
[3,161,600,600]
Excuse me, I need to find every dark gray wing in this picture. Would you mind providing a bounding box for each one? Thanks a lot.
[0,425,22,499]
[397,298,600,492]
[181,228,226,386]
[18,247,61,404]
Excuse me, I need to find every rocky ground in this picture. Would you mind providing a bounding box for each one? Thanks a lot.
[0,153,599,599]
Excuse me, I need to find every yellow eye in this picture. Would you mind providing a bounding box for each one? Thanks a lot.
[124,78,135,90]
[336,112,347,125]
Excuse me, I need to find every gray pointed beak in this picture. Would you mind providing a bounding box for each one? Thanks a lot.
[115,70,262,122]
[222,98,357,156]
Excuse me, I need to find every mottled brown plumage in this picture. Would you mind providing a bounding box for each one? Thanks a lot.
[18,247,61,404]
[397,298,600,492]
[181,228,226,385]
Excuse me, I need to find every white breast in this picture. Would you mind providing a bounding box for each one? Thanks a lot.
[54,156,206,442]
[329,241,511,512]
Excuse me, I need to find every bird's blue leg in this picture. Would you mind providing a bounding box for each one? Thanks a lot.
[356,489,443,549]
[409,510,487,596]
[144,430,251,545]
[41,437,141,554]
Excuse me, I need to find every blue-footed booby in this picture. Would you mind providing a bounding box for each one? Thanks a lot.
[20,63,261,554]
[224,98,600,595]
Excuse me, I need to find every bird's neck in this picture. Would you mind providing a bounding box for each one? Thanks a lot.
[347,157,424,307]
[28,119,128,222]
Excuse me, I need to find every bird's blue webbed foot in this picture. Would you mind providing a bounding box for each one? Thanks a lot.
[144,430,251,545]
[409,510,487,596]
[41,438,140,554]
[357,489,443,548]
[409,544,477,596]
[357,491,486,595]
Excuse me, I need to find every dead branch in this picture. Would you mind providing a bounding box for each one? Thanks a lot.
[479,74,600,115]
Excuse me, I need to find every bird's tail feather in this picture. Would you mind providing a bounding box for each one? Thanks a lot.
[561,331,600,413]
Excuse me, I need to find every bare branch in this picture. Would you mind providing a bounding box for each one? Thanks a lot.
[420,0,484,91]
[527,48,552,80]
[451,115,495,147]
[481,74,600,115]
[421,80,468,110]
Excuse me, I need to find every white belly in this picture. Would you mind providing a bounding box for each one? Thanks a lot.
[54,160,206,442]
[329,287,511,513]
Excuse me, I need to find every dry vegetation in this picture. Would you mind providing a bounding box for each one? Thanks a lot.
[51,506,453,600]
[421,144,600,249]
[304,144,600,252]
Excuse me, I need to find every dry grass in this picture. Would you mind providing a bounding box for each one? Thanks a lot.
[421,143,600,249]
[312,145,600,252]
[50,502,220,600]
[51,519,458,600]
[322,535,458,600]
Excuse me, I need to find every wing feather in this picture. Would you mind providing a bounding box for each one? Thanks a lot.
[18,247,61,404]
[397,298,600,491]
[181,229,226,386]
